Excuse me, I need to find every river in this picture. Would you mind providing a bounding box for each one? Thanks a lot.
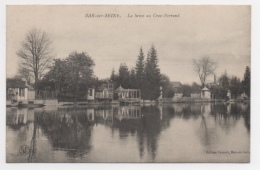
[6,103,250,163]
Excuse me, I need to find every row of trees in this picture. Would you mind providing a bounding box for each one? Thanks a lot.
[192,56,250,99]
[10,28,250,101]
[211,67,250,99]
[39,52,95,101]
[110,46,163,100]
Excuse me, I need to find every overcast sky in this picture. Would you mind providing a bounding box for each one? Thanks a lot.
[6,5,250,84]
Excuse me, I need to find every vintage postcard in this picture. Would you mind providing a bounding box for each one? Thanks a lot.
[6,5,250,163]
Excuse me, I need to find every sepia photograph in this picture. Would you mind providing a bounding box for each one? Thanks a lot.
[5,5,250,163]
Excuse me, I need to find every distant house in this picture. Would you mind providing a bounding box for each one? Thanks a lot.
[7,79,35,103]
[173,88,183,99]
[227,89,231,99]
[95,82,113,100]
[87,88,95,101]
[206,75,218,88]
[191,92,201,98]
[239,92,249,100]
[170,81,182,92]
[114,85,141,104]
[174,93,183,98]
[93,81,114,101]
[201,87,211,99]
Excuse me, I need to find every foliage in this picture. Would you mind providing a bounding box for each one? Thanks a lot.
[178,83,201,97]
[230,76,242,99]
[42,51,95,101]
[242,66,250,97]
[118,63,130,88]
[143,45,161,100]
[110,45,162,100]
[135,47,145,97]
[160,74,174,98]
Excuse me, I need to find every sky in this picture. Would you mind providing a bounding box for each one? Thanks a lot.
[6,5,251,84]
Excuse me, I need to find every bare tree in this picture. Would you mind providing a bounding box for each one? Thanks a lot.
[17,28,53,89]
[192,57,217,86]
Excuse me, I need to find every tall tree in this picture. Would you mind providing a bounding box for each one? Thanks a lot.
[135,47,145,95]
[129,68,136,88]
[230,76,242,99]
[242,66,250,97]
[218,71,230,99]
[144,45,161,100]
[192,57,217,86]
[219,71,229,89]
[160,74,174,98]
[65,51,95,101]
[16,28,53,90]
[44,52,95,101]
[118,63,130,88]
[43,59,68,95]
[110,68,116,82]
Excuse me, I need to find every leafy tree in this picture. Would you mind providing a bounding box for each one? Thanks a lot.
[230,76,242,99]
[42,59,67,96]
[65,51,95,101]
[160,74,174,98]
[16,28,54,91]
[129,68,136,88]
[219,71,229,89]
[43,51,95,101]
[217,71,230,99]
[242,66,250,97]
[118,63,130,88]
[192,57,217,86]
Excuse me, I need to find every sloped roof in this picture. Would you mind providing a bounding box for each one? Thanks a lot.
[114,85,125,92]
[26,83,34,90]
[96,83,107,92]
[201,87,210,91]
[170,81,182,88]
[7,79,34,90]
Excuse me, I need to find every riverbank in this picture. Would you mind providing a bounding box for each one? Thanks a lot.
[6,98,234,108]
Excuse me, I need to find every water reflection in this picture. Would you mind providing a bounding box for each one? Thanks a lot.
[6,103,250,163]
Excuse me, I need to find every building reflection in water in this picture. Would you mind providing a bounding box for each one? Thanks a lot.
[6,102,250,163]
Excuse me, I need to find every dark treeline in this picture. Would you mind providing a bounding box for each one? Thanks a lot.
[37,51,96,101]
[110,45,166,100]
[209,67,250,99]
[7,28,250,101]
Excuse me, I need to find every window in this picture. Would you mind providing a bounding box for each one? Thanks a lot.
[108,84,113,90]
[19,88,25,97]
[89,88,93,96]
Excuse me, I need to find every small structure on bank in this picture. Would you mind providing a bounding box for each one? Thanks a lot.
[201,87,211,99]
[7,79,35,104]
[227,89,231,100]
[171,81,182,92]
[174,92,183,98]
[114,85,141,105]
[87,81,114,102]
[191,90,201,98]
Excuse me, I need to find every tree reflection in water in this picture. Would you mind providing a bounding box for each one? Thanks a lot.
[6,103,250,163]
[36,107,94,158]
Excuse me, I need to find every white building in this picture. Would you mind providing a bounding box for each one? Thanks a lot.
[201,87,211,99]
[7,80,35,103]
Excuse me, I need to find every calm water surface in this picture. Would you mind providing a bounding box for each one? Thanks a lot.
[6,103,250,163]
